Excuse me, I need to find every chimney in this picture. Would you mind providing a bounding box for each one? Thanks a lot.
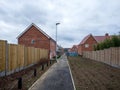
[105,33,109,38]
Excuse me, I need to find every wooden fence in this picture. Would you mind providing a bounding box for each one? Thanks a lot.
[0,40,49,76]
[83,47,120,68]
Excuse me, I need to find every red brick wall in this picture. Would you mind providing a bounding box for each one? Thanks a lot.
[50,40,56,58]
[78,45,82,55]
[78,36,97,55]
[70,46,78,53]
[82,36,97,51]
[18,25,50,50]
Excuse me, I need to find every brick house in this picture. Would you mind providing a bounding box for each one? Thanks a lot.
[17,23,56,59]
[69,45,78,53]
[67,45,78,56]
[78,33,110,56]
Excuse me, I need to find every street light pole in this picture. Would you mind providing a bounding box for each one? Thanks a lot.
[56,23,60,61]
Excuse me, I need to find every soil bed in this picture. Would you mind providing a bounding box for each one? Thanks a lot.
[68,56,120,90]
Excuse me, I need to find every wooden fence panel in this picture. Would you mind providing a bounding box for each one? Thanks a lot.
[43,49,45,59]
[40,49,43,59]
[0,39,49,76]
[113,47,117,66]
[111,48,115,66]
[91,51,94,59]
[99,50,101,62]
[31,47,35,64]
[43,49,46,59]
[115,48,119,66]
[95,51,97,60]
[8,44,17,71]
[101,50,104,62]
[98,51,101,61]
[38,48,41,61]
[24,47,28,66]
[0,40,7,72]
[119,47,120,66]
[83,47,120,68]
[34,48,38,63]
[104,49,107,64]
[107,49,111,65]
[37,49,40,62]
[86,51,89,58]
[27,47,32,65]
[44,49,48,59]
[35,48,40,63]
[42,49,45,59]
[17,45,25,68]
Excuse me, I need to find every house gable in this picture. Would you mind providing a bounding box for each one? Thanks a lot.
[82,35,97,51]
[78,33,110,55]
[17,23,51,49]
[78,34,97,55]
[17,23,50,39]
[70,45,78,52]
[84,35,97,45]
[19,25,49,40]
[79,34,97,45]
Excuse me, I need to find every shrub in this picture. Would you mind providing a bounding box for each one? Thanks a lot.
[94,34,120,50]
[111,35,120,47]
[93,45,97,51]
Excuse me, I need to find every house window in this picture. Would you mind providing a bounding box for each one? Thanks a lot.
[31,39,35,44]
[85,44,89,48]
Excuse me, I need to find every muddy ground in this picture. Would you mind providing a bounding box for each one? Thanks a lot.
[68,56,120,90]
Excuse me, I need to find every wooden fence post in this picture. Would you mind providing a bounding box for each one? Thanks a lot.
[47,62,49,67]
[42,64,44,70]
[34,68,37,76]
[5,41,8,76]
[18,77,22,89]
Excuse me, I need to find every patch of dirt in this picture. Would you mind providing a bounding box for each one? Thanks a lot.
[68,56,120,90]
[0,60,56,90]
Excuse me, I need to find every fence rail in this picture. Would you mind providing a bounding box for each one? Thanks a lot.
[0,40,49,77]
[83,47,120,68]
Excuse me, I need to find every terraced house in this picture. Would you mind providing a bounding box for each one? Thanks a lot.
[17,23,56,59]
[78,33,111,56]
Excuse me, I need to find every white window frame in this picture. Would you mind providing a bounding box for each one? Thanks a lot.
[85,44,89,48]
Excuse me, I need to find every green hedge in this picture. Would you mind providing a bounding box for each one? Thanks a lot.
[94,35,120,51]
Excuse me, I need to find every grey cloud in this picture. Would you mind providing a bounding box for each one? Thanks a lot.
[0,0,120,47]
[0,4,48,25]
[59,36,75,42]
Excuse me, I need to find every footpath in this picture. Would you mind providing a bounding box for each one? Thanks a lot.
[29,54,75,90]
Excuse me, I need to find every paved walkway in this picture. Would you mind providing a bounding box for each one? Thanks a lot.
[29,55,75,90]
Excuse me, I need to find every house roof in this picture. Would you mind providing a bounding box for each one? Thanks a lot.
[79,33,111,45]
[72,45,78,49]
[94,36,107,43]
[17,23,50,39]
[69,45,78,52]
[17,23,56,43]
[79,34,93,45]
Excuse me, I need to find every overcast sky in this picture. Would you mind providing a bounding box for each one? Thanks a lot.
[0,0,120,48]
